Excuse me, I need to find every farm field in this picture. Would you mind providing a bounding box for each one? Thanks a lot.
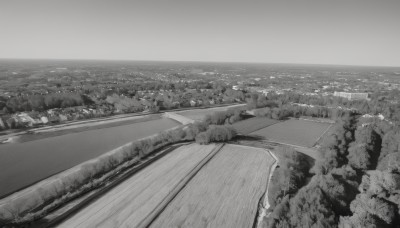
[232,117,280,134]
[251,119,332,147]
[176,104,245,121]
[150,144,273,228]
[57,143,220,228]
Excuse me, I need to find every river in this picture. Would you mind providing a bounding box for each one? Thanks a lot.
[0,118,180,198]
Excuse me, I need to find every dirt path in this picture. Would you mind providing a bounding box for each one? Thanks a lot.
[256,149,279,227]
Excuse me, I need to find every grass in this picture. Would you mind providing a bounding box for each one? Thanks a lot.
[57,144,219,228]
[150,144,273,228]
[315,124,335,147]
[176,104,245,121]
[251,119,332,148]
[232,117,280,135]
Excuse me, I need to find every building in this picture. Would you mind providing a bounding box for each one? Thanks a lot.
[15,113,38,127]
[0,117,5,129]
[334,91,369,100]
[232,85,245,91]
[41,116,49,124]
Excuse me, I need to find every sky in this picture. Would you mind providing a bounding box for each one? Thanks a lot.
[0,0,399,66]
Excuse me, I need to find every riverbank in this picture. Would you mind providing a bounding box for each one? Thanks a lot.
[15,114,162,144]
[0,103,244,145]
[0,124,193,225]
[0,118,180,198]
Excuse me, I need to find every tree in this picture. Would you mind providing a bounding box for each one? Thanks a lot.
[347,144,371,170]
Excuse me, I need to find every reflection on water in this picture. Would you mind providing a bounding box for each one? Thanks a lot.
[0,118,179,198]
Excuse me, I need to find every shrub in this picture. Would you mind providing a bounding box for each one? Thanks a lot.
[195,132,210,144]
[204,108,245,125]
[195,125,237,145]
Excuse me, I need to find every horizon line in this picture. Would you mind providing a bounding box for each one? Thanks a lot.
[0,57,399,68]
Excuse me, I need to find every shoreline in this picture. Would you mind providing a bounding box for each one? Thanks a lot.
[0,103,245,145]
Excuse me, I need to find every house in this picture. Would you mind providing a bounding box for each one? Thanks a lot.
[47,109,56,116]
[362,114,374,118]
[41,116,49,124]
[82,109,91,114]
[15,113,38,127]
[334,91,368,100]
[0,117,5,129]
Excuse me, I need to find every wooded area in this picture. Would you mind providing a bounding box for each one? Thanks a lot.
[265,113,400,228]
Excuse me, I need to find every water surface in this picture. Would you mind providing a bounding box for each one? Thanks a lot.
[0,118,179,198]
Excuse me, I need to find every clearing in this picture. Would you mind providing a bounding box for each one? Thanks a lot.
[149,144,273,228]
[251,118,332,148]
[57,143,220,228]
[232,117,280,135]
[175,104,246,121]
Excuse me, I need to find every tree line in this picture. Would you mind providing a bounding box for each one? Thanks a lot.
[266,91,400,122]
[265,113,400,228]
[2,93,86,113]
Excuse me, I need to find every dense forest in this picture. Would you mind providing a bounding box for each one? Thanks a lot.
[265,112,400,228]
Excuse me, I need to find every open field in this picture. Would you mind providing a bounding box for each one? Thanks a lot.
[232,117,280,134]
[315,123,335,146]
[251,119,332,148]
[150,144,273,228]
[176,103,246,121]
[57,143,220,228]
[232,138,321,160]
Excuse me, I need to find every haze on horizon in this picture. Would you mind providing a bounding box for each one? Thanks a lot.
[0,0,399,67]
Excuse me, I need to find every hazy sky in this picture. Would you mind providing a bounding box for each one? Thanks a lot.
[0,0,399,66]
